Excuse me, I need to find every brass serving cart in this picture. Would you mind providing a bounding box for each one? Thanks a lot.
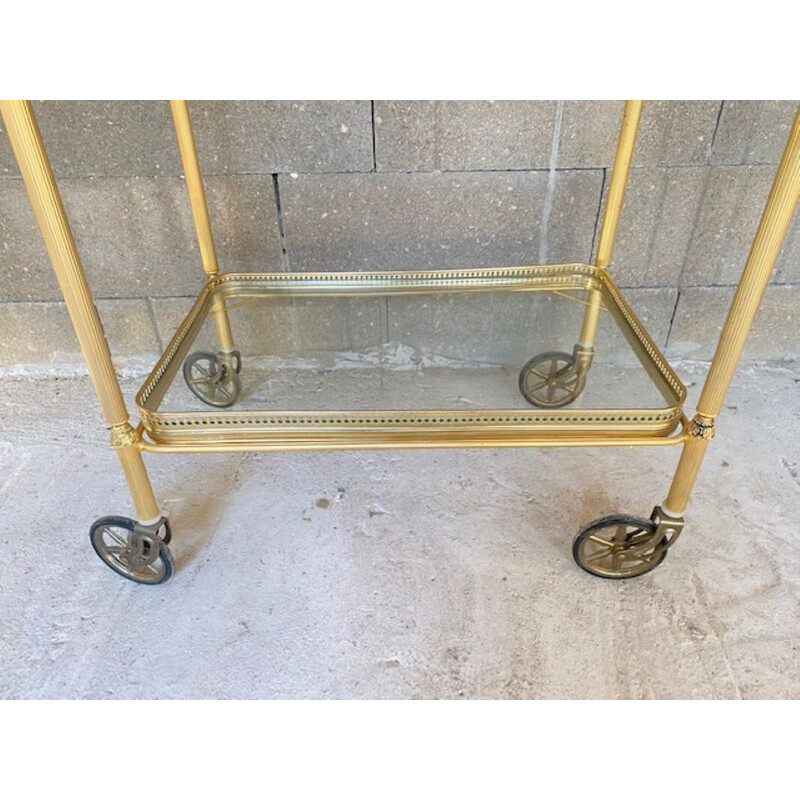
[3,100,798,584]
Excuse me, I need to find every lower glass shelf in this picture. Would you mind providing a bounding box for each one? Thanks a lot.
[135,264,687,450]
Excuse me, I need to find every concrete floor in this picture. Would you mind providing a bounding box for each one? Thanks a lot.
[0,360,798,699]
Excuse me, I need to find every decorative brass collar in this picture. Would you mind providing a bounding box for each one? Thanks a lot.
[687,414,716,440]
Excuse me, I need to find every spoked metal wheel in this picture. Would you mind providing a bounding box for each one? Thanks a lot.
[182,350,241,408]
[519,351,582,408]
[90,516,174,585]
[572,514,667,579]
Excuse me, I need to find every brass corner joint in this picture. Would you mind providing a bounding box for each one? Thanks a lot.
[687,413,716,440]
[110,422,140,449]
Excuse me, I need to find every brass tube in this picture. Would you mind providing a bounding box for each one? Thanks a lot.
[171,100,237,352]
[140,431,688,454]
[666,108,800,514]
[117,439,161,520]
[578,288,602,344]
[578,101,642,348]
[594,100,643,270]
[170,100,219,276]
[0,101,128,427]
[1,100,162,521]
[697,108,800,418]
[665,436,709,514]
[210,295,236,351]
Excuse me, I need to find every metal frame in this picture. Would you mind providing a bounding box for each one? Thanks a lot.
[2,99,798,583]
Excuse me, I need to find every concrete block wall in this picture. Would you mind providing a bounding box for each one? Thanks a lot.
[0,100,797,371]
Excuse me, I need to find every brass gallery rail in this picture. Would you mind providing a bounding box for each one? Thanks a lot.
[2,99,798,584]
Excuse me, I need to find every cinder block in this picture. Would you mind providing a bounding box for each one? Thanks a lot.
[0,118,15,176]
[681,165,800,286]
[0,118,12,176]
[191,101,374,174]
[203,175,285,272]
[0,178,61,301]
[373,101,435,171]
[151,295,388,358]
[374,101,556,171]
[559,101,721,169]
[710,101,798,165]
[278,170,603,272]
[558,101,625,168]
[1,101,374,177]
[0,175,283,302]
[600,166,710,288]
[373,101,721,172]
[633,101,721,167]
[667,285,800,362]
[0,101,180,178]
[0,299,160,367]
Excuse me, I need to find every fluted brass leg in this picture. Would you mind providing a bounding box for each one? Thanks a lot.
[664,108,800,515]
[0,101,162,524]
[111,424,160,521]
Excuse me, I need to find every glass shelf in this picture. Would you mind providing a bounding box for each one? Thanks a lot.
[136,264,686,450]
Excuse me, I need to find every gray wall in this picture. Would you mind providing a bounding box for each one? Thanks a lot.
[0,100,798,369]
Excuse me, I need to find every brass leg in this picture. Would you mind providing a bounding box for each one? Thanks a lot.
[170,100,241,406]
[0,100,161,522]
[519,100,642,408]
[594,101,643,271]
[574,105,799,580]
[664,107,800,517]
[1,101,172,583]
[169,100,219,278]
[112,424,161,521]
[170,100,237,349]
[526,101,642,412]
[577,100,643,350]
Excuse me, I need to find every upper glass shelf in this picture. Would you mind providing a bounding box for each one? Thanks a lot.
[136,265,686,446]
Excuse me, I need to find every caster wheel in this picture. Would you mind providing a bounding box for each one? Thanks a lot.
[572,514,667,579]
[183,350,241,408]
[519,351,582,408]
[90,516,174,585]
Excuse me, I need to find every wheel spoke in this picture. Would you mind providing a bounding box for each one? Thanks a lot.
[585,550,612,565]
[191,377,216,391]
[552,364,572,379]
[613,524,629,542]
[576,517,664,578]
[192,363,213,379]
[528,379,547,394]
[104,529,129,548]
